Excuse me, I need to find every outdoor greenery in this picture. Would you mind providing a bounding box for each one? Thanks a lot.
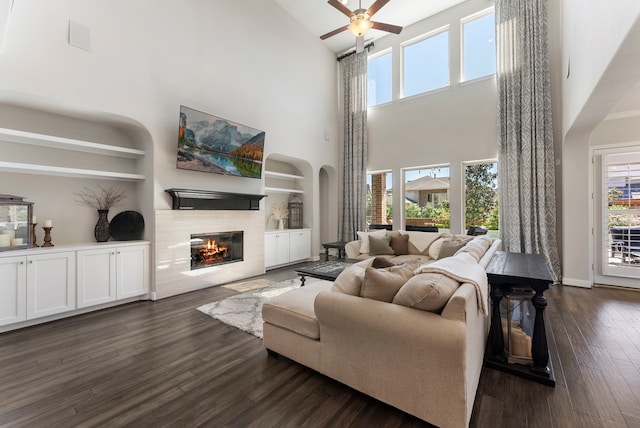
[465,163,498,229]
[366,163,498,231]
[607,187,640,226]
[405,200,450,228]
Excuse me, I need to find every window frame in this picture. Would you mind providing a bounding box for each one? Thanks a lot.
[367,48,393,108]
[460,7,496,84]
[400,25,451,100]
[462,158,499,235]
[401,164,451,231]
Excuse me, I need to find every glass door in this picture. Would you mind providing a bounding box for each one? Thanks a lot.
[601,152,640,283]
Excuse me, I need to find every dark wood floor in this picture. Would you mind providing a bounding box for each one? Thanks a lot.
[1,263,639,427]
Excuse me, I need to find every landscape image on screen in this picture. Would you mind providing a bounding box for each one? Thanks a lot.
[177,106,265,179]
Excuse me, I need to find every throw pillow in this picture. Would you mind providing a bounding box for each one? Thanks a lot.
[455,236,492,261]
[398,231,441,254]
[428,237,444,259]
[371,257,395,268]
[360,258,420,302]
[331,258,376,296]
[392,272,460,313]
[369,235,395,255]
[390,234,410,255]
[356,229,387,254]
[438,240,467,260]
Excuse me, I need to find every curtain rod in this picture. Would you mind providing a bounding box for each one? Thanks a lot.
[336,42,374,61]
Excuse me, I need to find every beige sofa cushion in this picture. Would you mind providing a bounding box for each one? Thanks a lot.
[392,272,460,313]
[369,235,395,255]
[438,240,467,259]
[262,280,329,340]
[389,233,409,255]
[428,234,474,259]
[331,258,393,296]
[456,235,493,261]
[356,229,387,254]
[360,258,420,302]
[399,231,441,254]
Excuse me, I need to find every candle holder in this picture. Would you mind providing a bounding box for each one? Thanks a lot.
[31,223,40,247]
[42,227,54,247]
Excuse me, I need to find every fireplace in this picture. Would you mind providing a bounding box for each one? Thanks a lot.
[190,231,243,270]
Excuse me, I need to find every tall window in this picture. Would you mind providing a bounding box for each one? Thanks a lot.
[366,171,393,227]
[403,166,450,231]
[402,27,449,98]
[462,10,496,82]
[464,161,498,237]
[368,51,392,107]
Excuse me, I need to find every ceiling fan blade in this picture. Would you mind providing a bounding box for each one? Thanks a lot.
[367,0,391,17]
[356,35,364,53]
[320,25,349,40]
[371,21,403,34]
[327,0,354,18]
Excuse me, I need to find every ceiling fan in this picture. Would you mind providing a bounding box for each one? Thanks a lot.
[320,0,403,52]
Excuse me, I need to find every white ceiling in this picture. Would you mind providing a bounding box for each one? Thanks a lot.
[273,0,467,53]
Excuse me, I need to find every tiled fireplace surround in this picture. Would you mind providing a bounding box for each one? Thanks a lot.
[154,210,265,299]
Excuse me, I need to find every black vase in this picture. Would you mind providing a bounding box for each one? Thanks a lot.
[94,209,110,242]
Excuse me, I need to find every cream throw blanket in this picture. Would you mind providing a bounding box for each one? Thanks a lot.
[417,252,489,315]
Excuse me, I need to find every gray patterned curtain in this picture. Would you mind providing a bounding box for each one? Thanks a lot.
[339,50,368,242]
[496,0,561,281]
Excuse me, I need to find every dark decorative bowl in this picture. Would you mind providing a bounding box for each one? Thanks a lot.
[109,210,144,241]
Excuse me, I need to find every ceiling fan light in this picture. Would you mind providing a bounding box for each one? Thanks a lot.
[348,14,372,37]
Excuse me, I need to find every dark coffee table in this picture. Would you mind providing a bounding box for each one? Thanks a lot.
[295,259,358,286]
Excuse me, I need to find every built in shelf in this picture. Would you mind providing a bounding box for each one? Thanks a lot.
[264,186,304,194]
[0,127,145,159]
[0,161,145,181]
[264,170,304,181]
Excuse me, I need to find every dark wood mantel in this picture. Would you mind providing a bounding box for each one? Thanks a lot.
[165,188,266,211]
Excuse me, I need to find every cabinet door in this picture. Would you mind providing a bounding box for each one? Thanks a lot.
[265,233,290,267]
[116,244,149,299]
[265,233,279,268]
[275,233,290,265]
[26,251,76,319]
[77,248,116,308]
[0,256,27,326]
[289,230,311,262]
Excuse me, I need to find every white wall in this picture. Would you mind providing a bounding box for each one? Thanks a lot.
[0,0,340,292]
[366,0,497,233]
[561,1,640,136]
[561,6,640,286]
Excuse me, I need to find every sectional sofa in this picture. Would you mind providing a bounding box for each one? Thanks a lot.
[262,231,501,428]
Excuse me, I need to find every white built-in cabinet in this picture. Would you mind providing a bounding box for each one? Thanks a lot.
[265,231,290,267]
[0,241,149,329]
[0,255,27,326]
[27,251,76,319]
[265,229,311,269]
[77,244,149,308]
[289,229,312,262]
[0,250,76,325]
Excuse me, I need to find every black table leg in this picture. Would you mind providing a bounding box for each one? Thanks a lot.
[488,286,504,361]
[531,291,550,375]
[298,274,306,287]
[324,248,330,260]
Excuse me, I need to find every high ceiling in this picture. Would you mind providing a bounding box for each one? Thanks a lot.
[273,0,467,53]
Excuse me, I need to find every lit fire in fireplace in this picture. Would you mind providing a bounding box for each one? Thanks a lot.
[196,239,228,264]
[191,231,243,270]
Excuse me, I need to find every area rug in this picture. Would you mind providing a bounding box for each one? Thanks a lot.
[197,277,302,338]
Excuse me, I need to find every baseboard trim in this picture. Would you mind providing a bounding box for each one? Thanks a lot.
[561,278,592,288]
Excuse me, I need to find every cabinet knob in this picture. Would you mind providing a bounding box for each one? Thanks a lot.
[20,261,24,265]
[29,260,33,264]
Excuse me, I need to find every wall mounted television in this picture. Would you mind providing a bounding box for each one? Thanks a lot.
[177,105,265,179]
